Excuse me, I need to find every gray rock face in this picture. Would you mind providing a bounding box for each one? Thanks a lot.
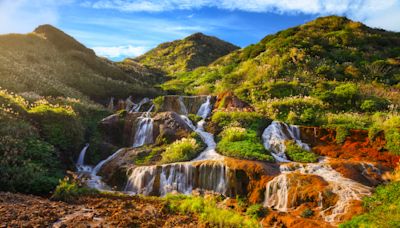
[158,95,216,115]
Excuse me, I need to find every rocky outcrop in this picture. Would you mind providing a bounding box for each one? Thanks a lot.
[158,95,216,115]
[100,111,193,148]
[300,126,400,168]
[214,92,254,112]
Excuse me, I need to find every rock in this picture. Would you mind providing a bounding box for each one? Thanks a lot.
[214,92,254,112]
[158,95,216,115]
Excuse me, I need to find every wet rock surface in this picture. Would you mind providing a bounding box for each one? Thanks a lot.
[0,192,200,228]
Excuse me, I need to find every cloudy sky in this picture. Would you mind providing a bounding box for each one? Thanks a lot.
[1,0,399,60]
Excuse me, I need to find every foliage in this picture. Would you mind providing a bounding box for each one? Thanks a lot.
[211,111,270,132]
[161,137,201,163]
[340,181,400,228]
[51,177,98,203]
[164,194,260,227]
[188,113,202,123]
[284,140,318,162]
[217,127,274,162]
[245,204,269,220]
[153,96,164,112]
[301,208,314,218]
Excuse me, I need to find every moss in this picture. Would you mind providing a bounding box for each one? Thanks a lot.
[51,178,98,203]
[301,208,314,218]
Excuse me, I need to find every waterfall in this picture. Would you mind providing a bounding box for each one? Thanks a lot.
[107,97,114,111]
[76,143,89,167]
[132,105,154,147]
[262,121,310,162]
[92,148,126,175]
[197,95,212,119]
[264,159,372,224]
[178,96,188,115]
[129,97,150,113]
[125,96,134,111]
[125,161,229,196]
[125,96,227,196]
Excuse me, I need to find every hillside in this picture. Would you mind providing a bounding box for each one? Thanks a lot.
[163,16,400,98]
[0,25,162,103]
[134,32,239,75]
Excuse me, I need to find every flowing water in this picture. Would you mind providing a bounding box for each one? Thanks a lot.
[261,122,374,224]
[124,96,228,196]
[76,143,91,172]
[132,104,154,147]
[178,96,188,115]
[262,121,310,162]
[129,97,151,113]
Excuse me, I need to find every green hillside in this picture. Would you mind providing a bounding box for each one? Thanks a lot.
[134,32,239,75]
[0,25,162,103]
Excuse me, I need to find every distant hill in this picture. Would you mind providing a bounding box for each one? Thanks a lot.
[162,16,400,98]
[134,32,239,75]
[0,25,162,102]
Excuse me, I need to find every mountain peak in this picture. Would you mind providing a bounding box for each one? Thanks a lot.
[135,33,239,75]
[34,24,93,54]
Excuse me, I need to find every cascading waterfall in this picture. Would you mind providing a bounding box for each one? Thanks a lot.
[107,97,114,111]
[125,96,134,111]
[197,95,212,119]
[178,96,188,115]
[124,96,229,196]
[76,143,90,172]
[132,104,154,147]
[125,161,229,196]
[264,160,372,224]
[262,121,310,162]
[129,97,151,113]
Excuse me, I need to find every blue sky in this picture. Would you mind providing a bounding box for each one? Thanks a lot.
[1,0,399,61]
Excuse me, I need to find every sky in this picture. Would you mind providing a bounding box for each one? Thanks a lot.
[0,0,399,61]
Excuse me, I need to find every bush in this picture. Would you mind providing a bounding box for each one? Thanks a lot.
[285,140,318,162]
[245,204,268,219]
[301,208,314,218]
[217,127,274,162]
[188,113,202,123]
[51,178,98,202]
[161,138,201,163]
[165,194,260,227]
[340,181,400,228]
[335,126,350,144]
[360,98,389,112]
[211,111,270,132]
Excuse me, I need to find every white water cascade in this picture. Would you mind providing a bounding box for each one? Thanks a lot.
[132,104,154,147]
[124,96,230,196]
[129,97,151,113]
[262,121,310,162]
[197,95,212,119]
[76,143,90,172]
[264,160,373,224]
[178,96,188,115]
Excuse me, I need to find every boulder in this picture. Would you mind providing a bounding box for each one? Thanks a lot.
[158,95,215,115]
[214,92,254,112]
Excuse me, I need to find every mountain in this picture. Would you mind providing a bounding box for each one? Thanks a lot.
[134,32,239,75]
[0,25,162,102]
[162,16,400,99]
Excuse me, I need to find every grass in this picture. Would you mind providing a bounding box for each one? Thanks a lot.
[284,140,318,163]
[164,194,260,227]
[211,111,270,133]
[51,178,99,203]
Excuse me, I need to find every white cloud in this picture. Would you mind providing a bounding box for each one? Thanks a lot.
[81,0,400,31]
[0,0,71,34]
[92,45,148,59]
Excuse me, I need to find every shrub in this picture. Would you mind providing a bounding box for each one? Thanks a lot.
[301,208,314,218]
[161,138,200,163]
[153,96,164,112]
[211,111,270,132]
[340,181,400,228]
[217,127,274,162]
[245,204,268,219]
[360,98,389,112]
[51,178,98,202]
[335,126,349,144]
[188,113,202,123]
[285,140,318,162]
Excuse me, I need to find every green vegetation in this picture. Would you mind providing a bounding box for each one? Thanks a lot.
[164,194,260,227]
[217,127,274,162]
[211,111,271,133]
[0,89,111,194]
[245,204,269,220]
[51,178,98,203]
[0,25,161,102]
[301,208,314,218]
[340,181,400,228]
[284,140,318,162]
[188,113,202,123]
[135,33,238,75]
[161,137,201,163]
